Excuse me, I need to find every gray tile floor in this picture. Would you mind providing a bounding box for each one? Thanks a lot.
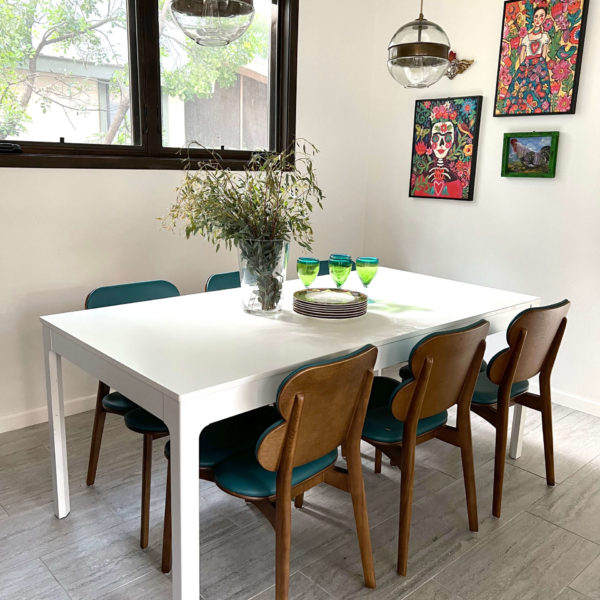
[2,387,600,599]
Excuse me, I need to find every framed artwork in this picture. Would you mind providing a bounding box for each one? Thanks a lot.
[501,131,559,177]
[409,96,483,202]
[494,0,589,116]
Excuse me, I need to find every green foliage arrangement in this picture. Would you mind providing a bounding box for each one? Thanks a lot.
[163,141,325,310]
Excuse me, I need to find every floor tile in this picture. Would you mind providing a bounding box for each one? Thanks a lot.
[507,410,600,483]
[250,572,333,599]
[0,558,70,600]
[555,588,593,599]
[403,580,464,600]
[570,555,600,599]
[529,460,600,544]
[435,512,600,600]
[95,570,173,600]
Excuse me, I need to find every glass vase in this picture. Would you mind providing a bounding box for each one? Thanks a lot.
[237,239,289,313]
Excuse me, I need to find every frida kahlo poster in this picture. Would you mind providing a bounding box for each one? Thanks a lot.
[409,96,483,202]
[494,0,589,116]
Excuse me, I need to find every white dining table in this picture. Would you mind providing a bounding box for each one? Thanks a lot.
[41,267,539,600]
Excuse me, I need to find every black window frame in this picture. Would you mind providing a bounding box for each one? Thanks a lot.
[0,0,298,170]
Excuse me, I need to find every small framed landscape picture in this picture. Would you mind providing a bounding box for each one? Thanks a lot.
[501,131,559,177]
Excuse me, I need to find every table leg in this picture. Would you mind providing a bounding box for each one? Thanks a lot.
[165,402,201,600]
[509,404,526,459]
[43,327,70,519]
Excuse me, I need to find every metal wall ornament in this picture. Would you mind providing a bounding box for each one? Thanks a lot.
[170,0,255,47]
[388,0,451,88]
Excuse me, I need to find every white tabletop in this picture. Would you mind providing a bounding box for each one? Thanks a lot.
[41,267,538,403]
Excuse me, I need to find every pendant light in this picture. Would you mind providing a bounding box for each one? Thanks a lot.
[170,0,255,47]
[387,0,450,88]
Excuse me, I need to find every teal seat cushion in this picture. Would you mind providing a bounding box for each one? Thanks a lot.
[214,448,338,498]
[102,392,138,414]
[399,359,488,381]
[164,406,281,469]
[124,407,168,434]
[471,372,529,405]
[362,406,448,443]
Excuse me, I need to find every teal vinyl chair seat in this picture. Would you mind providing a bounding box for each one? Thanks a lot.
[470,372,529,405]
[399,359,487,381]
[102,392,137,414]
[214,448,338,498]
[124,407,169,435]
[362,406,448,444]
[163,405,281,469]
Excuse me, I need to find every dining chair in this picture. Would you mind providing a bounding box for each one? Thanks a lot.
[318,259,356,276]
[162,344,379,599]
[362,320,489,576]
[470,299,570,518]
[204,270,240,292]
[85,279,179,549]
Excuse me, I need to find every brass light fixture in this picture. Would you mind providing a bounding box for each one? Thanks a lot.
[387,0,450,88]
[170,0,255,47]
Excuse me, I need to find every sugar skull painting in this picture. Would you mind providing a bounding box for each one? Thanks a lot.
[494,0,589,116]
[409,96,482,202]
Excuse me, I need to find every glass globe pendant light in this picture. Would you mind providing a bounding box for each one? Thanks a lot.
[170,0,255,47]
[388,0,450,88]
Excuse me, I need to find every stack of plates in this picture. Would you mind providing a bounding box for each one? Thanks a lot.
[293,288,368,319]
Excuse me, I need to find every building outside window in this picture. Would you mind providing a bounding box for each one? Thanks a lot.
[0,0,297,169]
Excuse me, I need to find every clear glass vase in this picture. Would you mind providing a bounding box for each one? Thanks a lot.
[237,239,289,313]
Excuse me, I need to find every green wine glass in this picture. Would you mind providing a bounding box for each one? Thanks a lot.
[297,257,320,288]
[356,257,379,289]
[329,253,352,289]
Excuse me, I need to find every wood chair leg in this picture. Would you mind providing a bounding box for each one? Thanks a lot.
[492,403,510,519]
[459,424,479,532]
[540,397,556,486]
[162,460,172,574]
[346,445,376,588]
[140,433,153,549]
[86,382,109,486]
[397,447,416,576]
[275,492,292,600]
[374,448,382,474]
[294,493,304,509]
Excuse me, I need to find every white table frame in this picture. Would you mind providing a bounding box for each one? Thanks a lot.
[41,269,538,600]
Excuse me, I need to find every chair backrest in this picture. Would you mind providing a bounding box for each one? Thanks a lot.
[256,345,378,471]
[391,320,490,422]
[318,259,356,276]
[205,271,241,292]
[487,299,570,385]
[85,280,180,309]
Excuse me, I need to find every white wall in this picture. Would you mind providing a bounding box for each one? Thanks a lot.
[1,0,598,432]
[0,0,374,432]
[363,0,600,413]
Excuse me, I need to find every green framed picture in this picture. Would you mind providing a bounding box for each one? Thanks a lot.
[501,131,559,178]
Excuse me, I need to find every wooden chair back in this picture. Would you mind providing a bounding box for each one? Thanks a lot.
[257,345,378,471]
[391,320,489,422]
[488,300,570,385]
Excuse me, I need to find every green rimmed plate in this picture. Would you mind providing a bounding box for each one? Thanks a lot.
[293,288,367,306]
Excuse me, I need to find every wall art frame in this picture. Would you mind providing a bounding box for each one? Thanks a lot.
[409,96,483,202]
[501,131,560,177]
[493,0,589,117]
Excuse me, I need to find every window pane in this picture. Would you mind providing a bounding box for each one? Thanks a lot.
[0,0,133,145]
[160,0,271,151]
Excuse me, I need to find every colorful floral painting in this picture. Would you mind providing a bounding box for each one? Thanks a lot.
[494,0,589,116]
[409,96,482,202]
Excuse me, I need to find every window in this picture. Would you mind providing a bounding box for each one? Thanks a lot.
[0,0,298,169]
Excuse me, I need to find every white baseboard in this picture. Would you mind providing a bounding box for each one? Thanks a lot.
[0,394,96,435]
[528,383,600,418]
